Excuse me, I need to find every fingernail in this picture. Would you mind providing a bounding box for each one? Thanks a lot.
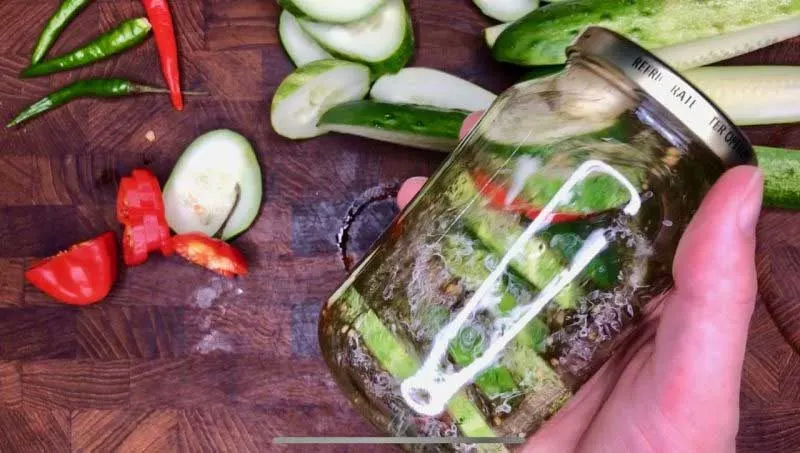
[738,167,764,235]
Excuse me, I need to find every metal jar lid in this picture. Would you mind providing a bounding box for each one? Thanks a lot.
[567,27,754,168]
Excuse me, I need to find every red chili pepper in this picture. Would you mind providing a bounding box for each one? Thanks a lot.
[117,168,166,224]
[141,0,183,110]
[25,232,118,305]
[122,224,149,266]
[471,170,583,224]
[122,215,172,266]
[117,168,172,265]
[170,233,248,278]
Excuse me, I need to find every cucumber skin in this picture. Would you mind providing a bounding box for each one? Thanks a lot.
[756,146,800,210]
[319,101,469,139]
[277,0,312,22]
[450,173,580,309]
[322,102,800,211]
[493,0,800,66]
[277,0,385,24]
[332,288,500,441]
[540,220,622,289]
[520,65,566,82]
[277,10,331,67]
[442,235,565,399]
[272,59,369,107]
[464,212,580,310]
[299,9,415,78]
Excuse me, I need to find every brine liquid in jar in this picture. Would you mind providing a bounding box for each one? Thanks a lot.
[319,27,752,452]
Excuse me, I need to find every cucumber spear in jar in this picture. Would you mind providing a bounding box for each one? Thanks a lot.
[322,286,507,450]
[439,232,572,428]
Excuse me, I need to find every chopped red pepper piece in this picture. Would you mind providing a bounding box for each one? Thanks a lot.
[117,168,173,265]
[471,170,584,224]
[122,224,149,266]
[170,233,248,278]
[122,215,172,266]
[117,168,166,224]
[25,232,118,305]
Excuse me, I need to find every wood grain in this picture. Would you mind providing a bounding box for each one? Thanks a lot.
[177,406,385,453]
[0,307,78,360]
[72,409,179,452]
[0,0,797,451]
[0,259,24,307]
[0,362,22,408]
[758,210,800,352]
[0,409,70,452]
[76,306,185,360]
[22,360,131,410]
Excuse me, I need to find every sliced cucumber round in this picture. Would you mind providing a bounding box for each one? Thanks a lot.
[318,100,468,152]
[474,0,538,22]
[278,0,386,24]
[298,0,414,77]
[271,59,371,139]
[278,10,331,67]
[484,23,511,48]
[163,129,263,241]
[370,67,497,112]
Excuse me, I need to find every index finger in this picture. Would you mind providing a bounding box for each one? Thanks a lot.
[459,111,484,140]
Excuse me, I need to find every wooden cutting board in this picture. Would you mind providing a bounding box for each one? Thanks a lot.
[0,0,798,451]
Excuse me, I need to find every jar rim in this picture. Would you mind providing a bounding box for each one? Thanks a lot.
[567,27,754,168]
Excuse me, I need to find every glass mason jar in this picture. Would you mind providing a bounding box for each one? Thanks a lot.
[319,27,754,451]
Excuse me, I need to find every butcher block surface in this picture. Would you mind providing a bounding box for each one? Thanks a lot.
[1,0,799,451]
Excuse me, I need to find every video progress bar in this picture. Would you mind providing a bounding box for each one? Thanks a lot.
[273,437,525,445]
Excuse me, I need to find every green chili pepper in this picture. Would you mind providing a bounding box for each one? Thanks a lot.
[22,17,152,78]
[31,0,94,65]
[8,78,170,127]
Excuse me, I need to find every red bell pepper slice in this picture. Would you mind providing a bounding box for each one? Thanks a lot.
[25,232,118,305]
[471,170,584,224]
[170,233,248,278]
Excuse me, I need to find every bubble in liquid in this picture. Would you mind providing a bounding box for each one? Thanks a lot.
[382,264,402,301]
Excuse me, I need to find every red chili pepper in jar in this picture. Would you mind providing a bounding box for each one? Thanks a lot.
[25,232,119,305]
[170,233,248,278]
[141,0,183,110]
[471,170,584,224]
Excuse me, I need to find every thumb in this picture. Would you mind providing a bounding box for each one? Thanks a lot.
[650,165,763,438]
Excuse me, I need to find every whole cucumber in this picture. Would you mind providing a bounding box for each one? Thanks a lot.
[493,0,800,66]
[755,146,800,210]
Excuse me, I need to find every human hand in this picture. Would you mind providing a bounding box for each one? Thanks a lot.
[396,112,764,453]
